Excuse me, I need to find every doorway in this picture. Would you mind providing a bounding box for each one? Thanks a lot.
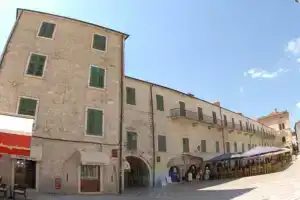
[124,156,150,188]
[14,159,36,189]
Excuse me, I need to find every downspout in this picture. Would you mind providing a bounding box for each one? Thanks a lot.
[118,36,125,194]
[149,85,156,187]
[218,106,225,153]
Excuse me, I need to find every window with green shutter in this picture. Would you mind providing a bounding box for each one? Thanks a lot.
[158,135,166,152]
[127,132,137,150]
[92,34,107,51]
[201,140,206,152]
[248,144,251,150]
[18,97,38,116]
[38,22,56,38]
[86,108,103,136]
[226,142,230,153]
[156,95,164,111]
[126,87,136,105]
[89,66,105,88]
[242,143,245,152]
[26,54,47,77]
[215,141,220,153]
[197,107,203,121]
[234,142,237,152]
[212,111,217,124]
[182,138,189,153]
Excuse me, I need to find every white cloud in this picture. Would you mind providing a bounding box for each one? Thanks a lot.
[286,37,300,55]
[297,58,300,63]
[244,68,291,79]
[296,102,300,108]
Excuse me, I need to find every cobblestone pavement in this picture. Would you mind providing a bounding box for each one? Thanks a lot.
[17,158,300,200]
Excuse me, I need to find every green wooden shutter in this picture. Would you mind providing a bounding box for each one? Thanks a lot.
[93,34,106,51]
[156,95,164,111]
[87,109,103,136]
[183,138,189,152]
[158,135,166,152]
[27,54,46,77]
[216,141,220,153]
[201,140,206,152]
[38,22,55,38]
[127,132,137,150]
[18,98,37,116]
[126,87,136,105]
[90,67,105,88]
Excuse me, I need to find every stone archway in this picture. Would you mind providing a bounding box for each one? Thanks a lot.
[124,156,151,188]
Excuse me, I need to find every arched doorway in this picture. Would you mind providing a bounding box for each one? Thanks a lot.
[168,166,180,182]
[124,156,150,188]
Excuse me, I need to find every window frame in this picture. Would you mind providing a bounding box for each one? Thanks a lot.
[182,138,189,153]
[16,96,39,120]
[156,94,164,111]
[24,52,48,79]
[84,107,104,138]
[215,141,220,153]
[37,21,56,40]
[88,65,106,90]
[127,131,138,151]
[91,33,108,52]
[126,87,136,105]
[201,140,206,152]
[158,135,167,152]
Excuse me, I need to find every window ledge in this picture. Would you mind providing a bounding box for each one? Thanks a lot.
[37,35,54,40]
[84,133,105,139]
[88,86,106,91]
[91,48,107,53]
[24,74,44,80]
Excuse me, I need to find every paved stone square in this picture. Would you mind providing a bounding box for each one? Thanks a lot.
[12,158,300,200]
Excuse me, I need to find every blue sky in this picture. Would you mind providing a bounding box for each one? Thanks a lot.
[1,0,300,127]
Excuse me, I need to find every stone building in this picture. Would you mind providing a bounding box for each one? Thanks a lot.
[258,109,293,148]
[0,8,279,195]
[0,8,127,194]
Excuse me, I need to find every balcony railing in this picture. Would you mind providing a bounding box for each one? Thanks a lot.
[170,108,278,137]
[170,108,218,125]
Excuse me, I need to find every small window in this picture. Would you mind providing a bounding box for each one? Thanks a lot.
[215,141,220,153]
[197,107,203,121]
[182,138,189,153]
[282,123,285,129]
[212,111,217,124]
[242,143,245,152]
[92,34,107,51]
[126,87,136,105]
[18,97,38,116]
[201,140,206,152]
[86,108,103,136]
[248,144,251,150]
[279,124,282,130]
[89,66,105,88]
[81,165,99,180]
[223,115,227,126]
[26,53,47,77]
[156,95,164,111]
[38,22,56,39]
[239,120,243,130]
[127,132,137,150]
[234,142,237,152]
[232,118,235,128]
[226,142,230,153]
[158,135,166,152]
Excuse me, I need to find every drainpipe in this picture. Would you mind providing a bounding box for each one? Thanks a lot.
[118,37,125,194]
[218,106,225,153]
[149,85,156,187]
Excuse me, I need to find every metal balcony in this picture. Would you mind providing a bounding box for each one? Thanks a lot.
[169,108,218,126]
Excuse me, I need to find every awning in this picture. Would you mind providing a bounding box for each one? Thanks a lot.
[79,150,110,165]
[206,152,242,162]
[167,153,204,167]
[240,146,281,158]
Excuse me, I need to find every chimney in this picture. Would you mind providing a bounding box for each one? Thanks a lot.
[213,101,221,107]
[274,108,278,112]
